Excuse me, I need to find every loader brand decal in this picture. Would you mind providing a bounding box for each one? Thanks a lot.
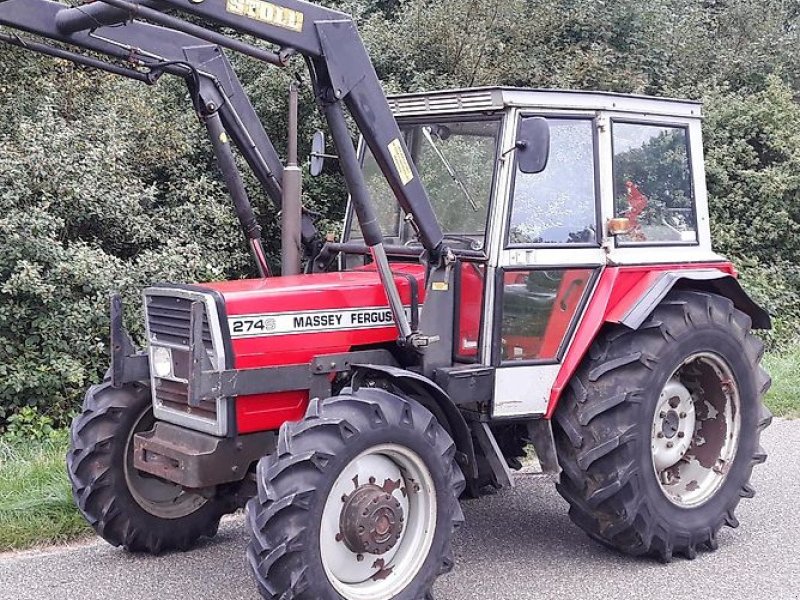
[226,0,305,32]
[228,306,412,338]
[388,138,414,185]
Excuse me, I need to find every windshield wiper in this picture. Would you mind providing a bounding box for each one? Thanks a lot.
[421,126,479,212]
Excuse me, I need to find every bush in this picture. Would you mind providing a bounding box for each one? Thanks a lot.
[0,49,346,430]
[701,77,800,349]
[0,2,798,430]
[0,54,250,428]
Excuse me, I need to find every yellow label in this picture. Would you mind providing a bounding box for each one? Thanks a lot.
[431,281,449,291]
[226,0,305,32]
[219,132,229,144]
[387,138,414,186]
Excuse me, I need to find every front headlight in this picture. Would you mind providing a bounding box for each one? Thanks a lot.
[152,346,173,379]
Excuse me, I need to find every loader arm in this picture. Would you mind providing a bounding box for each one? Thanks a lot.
[0,0,449,349]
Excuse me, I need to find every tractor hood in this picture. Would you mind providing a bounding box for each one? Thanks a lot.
[201,263,426,369]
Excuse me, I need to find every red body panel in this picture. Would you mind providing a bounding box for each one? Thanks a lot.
[545,262,737,418]
[203,264,426,433]
[455,262,486,359]
[198,258,736,433]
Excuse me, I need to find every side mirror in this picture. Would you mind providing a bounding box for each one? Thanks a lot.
[516,117,550,174]
[310,130,326,177]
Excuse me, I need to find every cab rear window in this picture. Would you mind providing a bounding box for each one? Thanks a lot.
[612,122,698,245]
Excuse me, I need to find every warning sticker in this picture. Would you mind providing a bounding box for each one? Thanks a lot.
[388,138,414,186]
[226,0,305,32]
[229,306,412,338]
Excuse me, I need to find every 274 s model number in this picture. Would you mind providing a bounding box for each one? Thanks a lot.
[230,317,276,335]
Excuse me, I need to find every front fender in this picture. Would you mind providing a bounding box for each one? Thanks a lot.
[350,363,477,479]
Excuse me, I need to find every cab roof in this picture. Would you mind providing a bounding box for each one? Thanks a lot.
[387,87,702,120]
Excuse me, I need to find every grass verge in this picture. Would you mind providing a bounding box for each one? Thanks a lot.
[0,436,89,552]
[763,344,800,419]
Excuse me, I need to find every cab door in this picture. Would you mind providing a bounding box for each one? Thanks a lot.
[486,112,607,418]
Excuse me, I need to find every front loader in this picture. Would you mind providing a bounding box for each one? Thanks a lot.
[0,2,773,598]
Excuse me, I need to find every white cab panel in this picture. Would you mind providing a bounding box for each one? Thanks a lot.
[492,364,561,417]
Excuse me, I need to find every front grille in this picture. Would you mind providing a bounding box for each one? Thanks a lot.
[146,294,213,348]
[156,379,218,421]
[144,287,228,436]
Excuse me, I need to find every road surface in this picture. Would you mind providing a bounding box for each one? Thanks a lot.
[1,419,798,600]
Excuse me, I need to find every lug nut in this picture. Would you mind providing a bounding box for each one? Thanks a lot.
[356,554,364,562]
[657,432,664,439]
[679,412,687,418]
[677,432,685,438]
[659,411,667,419]
[666,442,674,449]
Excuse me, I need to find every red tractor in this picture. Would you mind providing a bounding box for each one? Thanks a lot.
[0,2,771,599]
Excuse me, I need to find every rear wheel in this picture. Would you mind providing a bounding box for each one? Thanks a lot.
[553,291,772,560]
[246,387,465,600]
[67,380,232,553]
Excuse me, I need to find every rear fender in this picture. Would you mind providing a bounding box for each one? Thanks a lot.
[606,269,771,330]
[546,266,770,418]
[350,364,477,479]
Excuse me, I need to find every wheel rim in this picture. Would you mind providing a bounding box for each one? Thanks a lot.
[650,352,742,507]
[123,407,208,519]
[320,444,437,600]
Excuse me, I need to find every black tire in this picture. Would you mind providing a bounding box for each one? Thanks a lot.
[246,387,465,600]
[67,380,232,553]
[553,290,772,561]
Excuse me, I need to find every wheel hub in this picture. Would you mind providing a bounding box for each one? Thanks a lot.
[650,354,742,507]
[661,410,681,439]
[339,483,405,555]
[651,378,696,472]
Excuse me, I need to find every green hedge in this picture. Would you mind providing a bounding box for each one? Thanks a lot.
[0,0,798,430]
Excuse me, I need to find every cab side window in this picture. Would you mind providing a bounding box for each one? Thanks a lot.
[612,122,697,245]
[508,118,598,246]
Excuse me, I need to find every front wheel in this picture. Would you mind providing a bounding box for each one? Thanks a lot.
[246,387,465,600]
[553,291,772,560]
[67,380,232,553]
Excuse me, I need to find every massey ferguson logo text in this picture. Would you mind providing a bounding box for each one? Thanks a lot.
[229,306,409,338]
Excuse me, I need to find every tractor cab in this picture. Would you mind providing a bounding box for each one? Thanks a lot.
[343,87,720,416]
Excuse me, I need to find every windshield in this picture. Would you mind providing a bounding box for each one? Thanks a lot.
[349,117,502,250]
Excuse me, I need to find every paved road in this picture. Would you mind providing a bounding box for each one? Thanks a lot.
[1,419,798,600]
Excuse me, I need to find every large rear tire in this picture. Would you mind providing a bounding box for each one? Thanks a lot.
[553,291,772,560]
[67,380,232,553]
[246,387,465,600]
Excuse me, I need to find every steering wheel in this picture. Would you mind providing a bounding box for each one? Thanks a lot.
[405,234,483,251]
[441,234,483,251]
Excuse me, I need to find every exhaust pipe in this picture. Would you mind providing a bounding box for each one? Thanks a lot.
[281,81,302,276]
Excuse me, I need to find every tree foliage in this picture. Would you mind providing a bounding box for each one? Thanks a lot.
[0,0,798,427]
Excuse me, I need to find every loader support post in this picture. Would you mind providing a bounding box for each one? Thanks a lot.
[204,110,270,278]
[281,82,302,276]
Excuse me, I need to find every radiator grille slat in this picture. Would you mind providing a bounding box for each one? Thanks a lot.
[146,296,212,346]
